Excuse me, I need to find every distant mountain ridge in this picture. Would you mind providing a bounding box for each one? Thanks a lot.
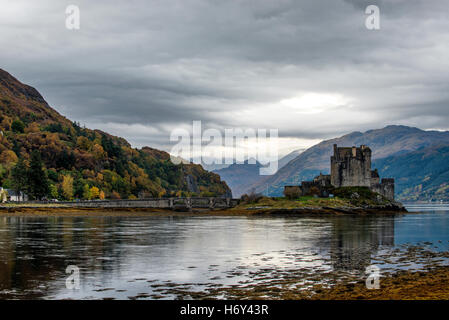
[213,159,262,198]
[213,149,306,198]
[246,125,449,200]
[0,69,230,199]
[278,148,306,169]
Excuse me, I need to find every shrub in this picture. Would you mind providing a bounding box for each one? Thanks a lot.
[110,191,121,199]
[332,186,389,205]
[307,186,321,197]
[283,186,301,199]
[332,186,374,199]
[240,191,264,204]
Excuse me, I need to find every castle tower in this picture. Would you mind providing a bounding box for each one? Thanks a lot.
[330,144,372,188]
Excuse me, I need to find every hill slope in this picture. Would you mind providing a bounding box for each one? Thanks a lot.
[0,69,230,199]
[247,126,449,199]
[374,144,449,201]
[213,160,263,198]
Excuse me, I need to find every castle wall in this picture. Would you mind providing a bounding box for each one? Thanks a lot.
[369,179,395,200]
[381,178,395,200]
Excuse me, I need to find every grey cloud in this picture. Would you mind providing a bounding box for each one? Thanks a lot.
[0,0,448,151]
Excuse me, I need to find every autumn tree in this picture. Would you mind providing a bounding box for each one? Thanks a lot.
[24,122,40,133]
[90,186,100,199]
[0,150,18,168]
[0,116,12,131]
[61,175,74,200]
[92,144,105,160]
[77,136,92,151]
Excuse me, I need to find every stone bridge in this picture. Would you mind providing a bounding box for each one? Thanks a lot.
[46,197,240,210]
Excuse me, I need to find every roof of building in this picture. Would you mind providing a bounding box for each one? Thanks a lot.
[4,189,23,197]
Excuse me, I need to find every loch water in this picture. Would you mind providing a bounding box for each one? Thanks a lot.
[0,204,448,299]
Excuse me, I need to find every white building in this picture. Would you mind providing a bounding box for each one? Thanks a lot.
[0,188,28,202]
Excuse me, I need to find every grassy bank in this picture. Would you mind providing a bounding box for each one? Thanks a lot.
[235,196,352,210]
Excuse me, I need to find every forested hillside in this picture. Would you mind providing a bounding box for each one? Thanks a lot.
[374,144,449,201]
[0,69,230,200]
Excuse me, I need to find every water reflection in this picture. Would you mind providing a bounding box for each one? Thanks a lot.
[0,210,447,299]
[329,215,394,271]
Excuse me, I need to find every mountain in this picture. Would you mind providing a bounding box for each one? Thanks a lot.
[246,125,449,199]
[374,144,449,201]
[278,148,306,169]
[213,160,263,198]
[202,163,231,172]
[213,149,305,198]
[0,69,230,199]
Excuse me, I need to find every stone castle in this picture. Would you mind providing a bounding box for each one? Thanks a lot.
[284,144,395,200]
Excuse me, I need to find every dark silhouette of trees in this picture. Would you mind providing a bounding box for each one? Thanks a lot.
[28,151,50,200]
[11,158,28,201]
[11,119,25,133]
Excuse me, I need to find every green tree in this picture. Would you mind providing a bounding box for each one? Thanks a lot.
[11,158,28,201]
[11,119,25,133]
[49,184,59,199]
[82,183,91,200]
[47,169,58,182]
[28,151,50,200]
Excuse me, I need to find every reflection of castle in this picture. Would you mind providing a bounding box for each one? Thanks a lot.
[329,215,395,271]
[284,144,395,199]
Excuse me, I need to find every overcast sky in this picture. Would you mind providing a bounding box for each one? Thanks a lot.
[1,0,448,157]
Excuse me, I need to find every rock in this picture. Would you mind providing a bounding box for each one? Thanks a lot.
[351,192,360,199]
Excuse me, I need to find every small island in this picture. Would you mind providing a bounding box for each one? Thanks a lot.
[231,186,406,216]
[233,144,406,215]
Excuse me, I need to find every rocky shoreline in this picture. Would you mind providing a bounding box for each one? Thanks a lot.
[181,266,449,300]
[160,244,449,300]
